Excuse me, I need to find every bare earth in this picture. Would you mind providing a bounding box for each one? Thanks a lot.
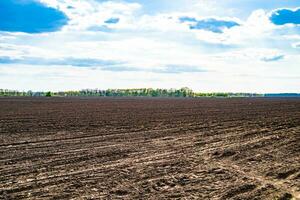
[0,97,299,199]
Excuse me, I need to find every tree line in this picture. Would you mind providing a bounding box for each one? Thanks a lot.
[0,88,264,98]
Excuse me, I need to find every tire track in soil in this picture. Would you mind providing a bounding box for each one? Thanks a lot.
[0,97,299,199]
[214,159,300,199]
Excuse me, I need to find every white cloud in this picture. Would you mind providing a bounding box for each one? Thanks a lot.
[36,0,300,47]
[292,42,300,48]
[192,9,276,45]
[214,48,285,62]
[0,1,299,92]
[39,0,141,31]
[1,63,299,93]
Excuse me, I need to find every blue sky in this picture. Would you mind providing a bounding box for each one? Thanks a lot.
[0,0,299,92]
[0,0,68,33]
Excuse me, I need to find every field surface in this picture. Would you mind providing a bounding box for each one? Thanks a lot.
[0,97,299,199]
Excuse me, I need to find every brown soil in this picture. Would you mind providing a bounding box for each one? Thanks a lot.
[0,97,299,199]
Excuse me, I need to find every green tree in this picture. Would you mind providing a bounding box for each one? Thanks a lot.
[45,91,52,97]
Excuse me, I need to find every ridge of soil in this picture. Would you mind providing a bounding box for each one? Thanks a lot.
[0,97,299,199]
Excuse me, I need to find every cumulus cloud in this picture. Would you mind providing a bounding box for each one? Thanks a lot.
[0,56,123,67]
[105,18,120,24]
[292,42,300,48]
[187,9,277,45]
[39,0,141,31]
[261,55,284,62]
[179,17,240,33]
[0,0,299,92]
[154,65,206,74]
[0,56,206,74]
[212,48,286,65]
[177,8,300,45]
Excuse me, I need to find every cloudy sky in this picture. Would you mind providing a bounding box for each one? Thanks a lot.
[0,0,299,92]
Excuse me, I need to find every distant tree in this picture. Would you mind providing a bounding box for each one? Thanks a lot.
[45,91,52,97]
[0,88,265,98]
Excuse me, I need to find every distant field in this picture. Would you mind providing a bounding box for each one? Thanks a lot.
[0,97,299,199]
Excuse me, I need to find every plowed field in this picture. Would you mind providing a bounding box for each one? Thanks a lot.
[0,97,299,199]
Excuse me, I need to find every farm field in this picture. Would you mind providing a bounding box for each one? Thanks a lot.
[0,97,299,199]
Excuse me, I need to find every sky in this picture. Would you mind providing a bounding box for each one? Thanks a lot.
[0,0,299,93]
